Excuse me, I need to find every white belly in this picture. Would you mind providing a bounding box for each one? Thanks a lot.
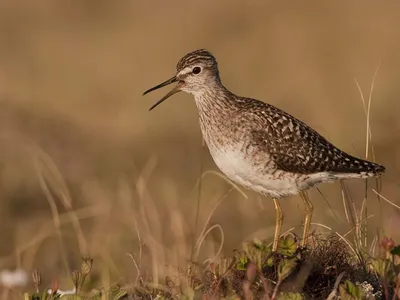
[210,149,302,198]
[209,147,343,198]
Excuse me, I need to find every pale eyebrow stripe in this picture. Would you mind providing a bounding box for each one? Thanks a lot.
[177,67,192,77]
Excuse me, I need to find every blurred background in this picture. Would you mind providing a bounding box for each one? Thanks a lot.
[0,0,399,295]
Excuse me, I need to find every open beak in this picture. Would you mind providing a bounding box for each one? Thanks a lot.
[143,76,183,111]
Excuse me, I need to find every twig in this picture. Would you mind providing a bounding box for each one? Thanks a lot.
[372,190,400,211]
[271,279,282,300]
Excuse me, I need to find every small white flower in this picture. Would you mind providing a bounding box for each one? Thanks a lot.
[359,281,374,294]
[47,286,76,296]
[357,281,382,299]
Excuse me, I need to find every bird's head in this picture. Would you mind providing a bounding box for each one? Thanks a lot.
[143,49,220,110]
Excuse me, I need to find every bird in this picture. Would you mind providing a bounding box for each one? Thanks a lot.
[142,49,386,251]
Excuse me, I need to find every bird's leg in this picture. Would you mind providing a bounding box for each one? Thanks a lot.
[299,191,313,248]
[272,198,283,252]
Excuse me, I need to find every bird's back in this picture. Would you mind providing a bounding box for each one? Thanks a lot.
[235,96,385,176]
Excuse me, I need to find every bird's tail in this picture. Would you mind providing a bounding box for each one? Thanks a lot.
[332,154,385,177]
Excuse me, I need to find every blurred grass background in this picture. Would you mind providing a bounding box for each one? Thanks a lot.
[0,0,399,293]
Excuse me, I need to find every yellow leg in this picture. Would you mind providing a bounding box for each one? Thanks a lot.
[272,198,283,252]
[299,191,313,248]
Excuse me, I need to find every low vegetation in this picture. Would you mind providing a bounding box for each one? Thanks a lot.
[22,233,400,300]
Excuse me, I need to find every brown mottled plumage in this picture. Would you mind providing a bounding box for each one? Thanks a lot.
[143,49,385,251]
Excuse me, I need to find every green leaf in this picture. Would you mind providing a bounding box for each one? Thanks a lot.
[236,262,247,270]
[390,245,400,257]
[28,292,40,300]
[105,286,129,300]
[278,235,297,256]
[240,255,248,265]
[277,292,304,300]
[265,256,274,267]
[339,280,365,300]
[41,289,50,300]
[113,289,128,300]
[369,258,394,280]
[277,258,297,282]
[236,251,249,270]
[252,238,266,250]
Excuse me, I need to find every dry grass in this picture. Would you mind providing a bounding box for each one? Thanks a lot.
[0,1,399,299]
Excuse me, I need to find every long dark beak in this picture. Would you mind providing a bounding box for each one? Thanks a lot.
[143,76,182,111]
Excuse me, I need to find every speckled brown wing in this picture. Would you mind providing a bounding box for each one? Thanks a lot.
[241,98,385,175]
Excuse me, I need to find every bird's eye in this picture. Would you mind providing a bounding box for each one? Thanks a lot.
[192,67,201,74]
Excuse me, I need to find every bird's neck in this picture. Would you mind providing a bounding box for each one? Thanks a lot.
[192,84,240,148]
[193,84,237,118]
